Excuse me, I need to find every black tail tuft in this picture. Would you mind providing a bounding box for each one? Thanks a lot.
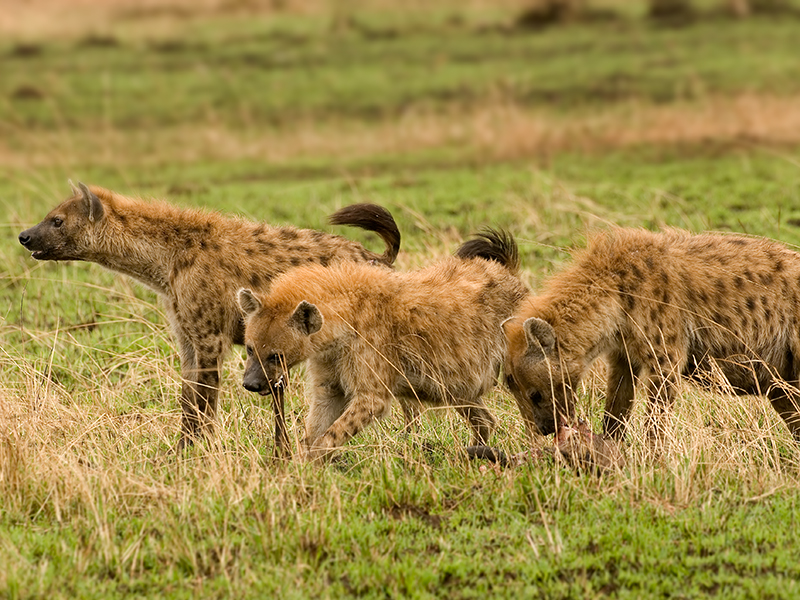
[455,229,519,274]
[329,203,401,266]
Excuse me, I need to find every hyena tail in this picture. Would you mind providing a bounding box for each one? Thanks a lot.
[455,229,520,274]
[329,203,401,266]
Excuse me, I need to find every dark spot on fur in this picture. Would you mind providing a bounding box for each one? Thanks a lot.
[319,254,331,267]
[250,273,262,288]
[761,295,769,307]
[666,333,678,346]
[624,294,635,311]
[311,230,325,242]
[746,297,756,312]
[290,257,302,267]
[245,248,254,256]
[659,271,669,286]
[734,275,744,290]
[759,273,774,286]
[645,256,655,270]
[775,260,785,272]
[764,308,772,322]
[729,238,747,246]
[662,290,670,304]
[715,279,726,295]
[279,228,298,241]
[631,264,643,280]
[253,225,265,237]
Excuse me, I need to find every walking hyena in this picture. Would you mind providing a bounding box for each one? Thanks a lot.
[237,230,529,461]
[503,227,800,442]
[18,181,400,450]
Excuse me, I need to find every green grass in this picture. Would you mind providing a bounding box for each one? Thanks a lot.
[4,3,800,598]
[3,15,800,132]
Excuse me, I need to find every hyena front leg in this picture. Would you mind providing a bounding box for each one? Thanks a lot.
[767,383,800,441]
[452,400,496,446]
[304,392,393,462]
[165,307,203,449]
[180,333,228,447]
[399,397,423,433]
[643,365,680,444]
[303,381,349,448]
[604,350,637,439]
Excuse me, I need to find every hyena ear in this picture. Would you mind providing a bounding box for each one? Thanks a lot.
[522,317,556,360]
[77,182,105,223]
[237,288,262,317]
[68,179,81,196]
[289,300,323,336]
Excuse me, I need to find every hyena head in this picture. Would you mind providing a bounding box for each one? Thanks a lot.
[18,181,105,262]
[503,317,580,436]
[237,288,323,395]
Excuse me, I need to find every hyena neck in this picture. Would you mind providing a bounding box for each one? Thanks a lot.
[534,269,623,362]
[88,198,217,296]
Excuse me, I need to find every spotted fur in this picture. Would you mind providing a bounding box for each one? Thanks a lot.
[239,230,528,461]
[504,228,800,441]
[18,182,401,448]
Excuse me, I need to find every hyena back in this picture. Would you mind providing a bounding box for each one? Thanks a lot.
[18,182,400,449]
[504,228,800,441]
[238,230,529,460]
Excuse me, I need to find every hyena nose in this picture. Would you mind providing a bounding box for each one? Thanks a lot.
[242,377,265,394]
[18,231,31,247]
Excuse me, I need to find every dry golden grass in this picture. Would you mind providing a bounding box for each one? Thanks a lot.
[4,92,800,172]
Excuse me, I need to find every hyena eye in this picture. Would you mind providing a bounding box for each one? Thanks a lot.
[267,354,283,364]
[52,217,64,228]
[245,345,254,357]
[529,391,544,406]
[505,375,516,389]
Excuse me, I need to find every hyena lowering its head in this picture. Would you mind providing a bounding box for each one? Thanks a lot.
[238,230,529,461]
[503,228,800,442]
[18,181,400,450]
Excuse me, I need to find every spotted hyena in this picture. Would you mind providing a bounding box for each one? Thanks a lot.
[238,230,529,461]
[18,181,400,451]
[503,227,800,441]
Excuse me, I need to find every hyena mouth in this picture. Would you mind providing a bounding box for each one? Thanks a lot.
[31,250,46,260]
[259,375,286,397]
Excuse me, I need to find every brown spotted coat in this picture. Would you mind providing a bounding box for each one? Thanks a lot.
[18,182,400,447]
[504,228,800,441]
[238,231,529,460]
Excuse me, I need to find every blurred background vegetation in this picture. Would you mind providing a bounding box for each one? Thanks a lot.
[3,1,800,597]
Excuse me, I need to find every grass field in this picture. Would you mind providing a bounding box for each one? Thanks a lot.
[3,1,800,597]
